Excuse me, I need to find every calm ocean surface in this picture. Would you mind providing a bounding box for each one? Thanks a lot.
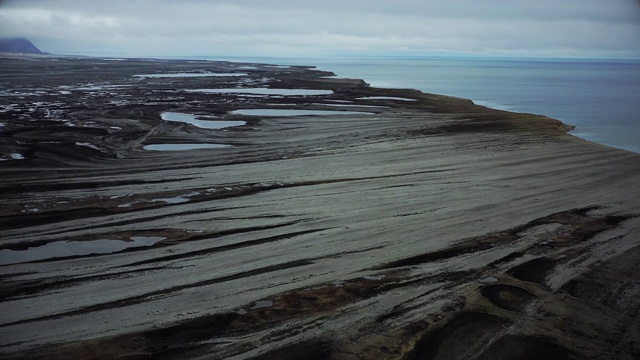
[208,56,640,153]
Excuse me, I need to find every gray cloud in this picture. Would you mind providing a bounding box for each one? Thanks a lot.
[1,0,639,58]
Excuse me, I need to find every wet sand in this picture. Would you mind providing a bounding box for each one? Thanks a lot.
[1,54,639,359]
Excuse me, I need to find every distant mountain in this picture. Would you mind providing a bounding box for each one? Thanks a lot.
[0,37,44,54]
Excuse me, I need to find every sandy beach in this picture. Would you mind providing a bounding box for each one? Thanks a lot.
[1,54,639,359]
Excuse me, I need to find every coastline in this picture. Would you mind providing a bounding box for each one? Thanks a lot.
[209,55,640,155]
[1,55,639,359]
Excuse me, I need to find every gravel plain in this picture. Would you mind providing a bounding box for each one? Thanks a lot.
[1,54,639,359]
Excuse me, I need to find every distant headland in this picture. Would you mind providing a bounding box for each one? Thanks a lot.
[0,37,44,54]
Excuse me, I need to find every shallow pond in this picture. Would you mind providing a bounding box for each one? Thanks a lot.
[312,103,387,108]
[356,96,417,101]
[161,111,246,129]
[0,236,167,265]
[230,109,374,116]
[186,88,333,96]
[134,73,248,78]
[143,144,231,151]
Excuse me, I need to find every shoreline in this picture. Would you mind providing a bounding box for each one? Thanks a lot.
[1,55,639,359]
[193,55,640,155]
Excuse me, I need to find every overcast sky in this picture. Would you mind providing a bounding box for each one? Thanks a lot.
[1,0,640,58]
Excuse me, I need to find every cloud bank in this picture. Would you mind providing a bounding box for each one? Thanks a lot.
[1,0,639,58]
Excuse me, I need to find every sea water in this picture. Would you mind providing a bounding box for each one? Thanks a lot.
[211,56,640,153]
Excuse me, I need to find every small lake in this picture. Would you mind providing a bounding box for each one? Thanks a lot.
[161,111,246,129]
[230,109,375,116]
[186,88,334,96]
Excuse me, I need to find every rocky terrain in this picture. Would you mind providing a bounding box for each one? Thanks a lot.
[0,54,639,359]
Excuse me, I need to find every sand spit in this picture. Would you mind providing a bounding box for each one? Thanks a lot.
[0,54,639,360]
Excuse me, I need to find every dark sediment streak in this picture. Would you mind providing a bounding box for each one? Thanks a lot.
[1,54,639,359]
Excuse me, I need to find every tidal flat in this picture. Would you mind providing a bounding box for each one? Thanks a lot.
[0,54,639,359]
